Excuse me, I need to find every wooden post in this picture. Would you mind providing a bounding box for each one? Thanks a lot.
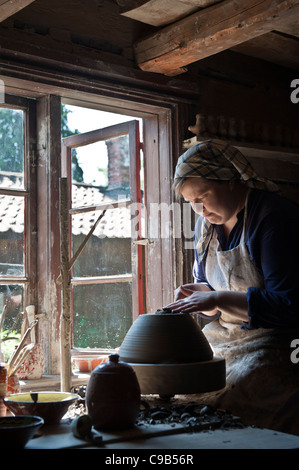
[59,177,72,392]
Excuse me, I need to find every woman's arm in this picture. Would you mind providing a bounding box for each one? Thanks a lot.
[165,289,248,322]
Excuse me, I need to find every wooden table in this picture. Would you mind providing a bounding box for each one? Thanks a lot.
[25,419,299,450]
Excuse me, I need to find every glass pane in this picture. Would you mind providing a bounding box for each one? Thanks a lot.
[0,284,24,361]
[71,134,130,206]
[72,207,131,277]
[0,283,24,333]
[73,282,132,349]
[71,142,107,188]
[0,108,24,189]
[72,178,105,209]
[0,195,24,275]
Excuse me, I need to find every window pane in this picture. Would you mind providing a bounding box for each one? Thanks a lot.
[0,284,24,333]
[0,195,24,275]
[71,134,130,205]
[72,207,131,277]
[72,142,107,188]
[0,108,24,189]
[72,180,105,209]
[73,282,132,349]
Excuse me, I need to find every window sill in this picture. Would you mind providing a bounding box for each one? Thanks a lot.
[19,371,90,392]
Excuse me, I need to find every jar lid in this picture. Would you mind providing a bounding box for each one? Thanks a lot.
[93,353,136,376]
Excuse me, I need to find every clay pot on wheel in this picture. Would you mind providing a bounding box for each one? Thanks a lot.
[118,311,226,397]
[119,311,214,364]
[85,354,141,431]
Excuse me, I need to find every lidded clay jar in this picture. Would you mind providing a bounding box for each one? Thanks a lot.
[85,353,140,431]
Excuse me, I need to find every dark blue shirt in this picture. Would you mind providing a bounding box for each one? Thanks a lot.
[193,190,299,329]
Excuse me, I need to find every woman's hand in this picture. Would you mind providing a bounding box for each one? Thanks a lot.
[165,285,249,322]
[174,282,211,301]
[166,283,220,316]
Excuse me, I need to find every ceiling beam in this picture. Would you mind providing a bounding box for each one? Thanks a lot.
[0,0,36,23]
[232,31,299,70]
[119,0,220,27]
[134,0,299,76]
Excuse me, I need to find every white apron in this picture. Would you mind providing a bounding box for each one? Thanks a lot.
[198,193,299,435]
[205,191,264,325]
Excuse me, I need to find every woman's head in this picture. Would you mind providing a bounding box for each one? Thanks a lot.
[174,140,279,198]
[180,177,247,226]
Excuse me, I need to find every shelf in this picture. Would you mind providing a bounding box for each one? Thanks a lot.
[19,371,90,392]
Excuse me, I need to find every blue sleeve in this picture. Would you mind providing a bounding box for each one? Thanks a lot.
[243,212,299,330]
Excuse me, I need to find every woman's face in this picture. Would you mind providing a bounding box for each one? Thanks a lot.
[181,177,242,226]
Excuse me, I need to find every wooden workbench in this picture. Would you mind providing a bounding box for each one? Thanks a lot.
[25,419,299,450]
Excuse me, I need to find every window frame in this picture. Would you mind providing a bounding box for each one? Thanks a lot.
[0,94,37,323]
[61,119,144,350]
[0,66,186,377]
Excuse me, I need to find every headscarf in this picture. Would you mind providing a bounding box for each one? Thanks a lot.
[174,139,280,262]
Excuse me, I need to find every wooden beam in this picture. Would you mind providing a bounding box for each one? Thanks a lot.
[120,0,220,27]
[134,0,299,76]
[232,31,299,70]
[0,0,36,22]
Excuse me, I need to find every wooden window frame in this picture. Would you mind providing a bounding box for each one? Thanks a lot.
[61,120,144,351]
[0,65,190,376]
[0,94,37,317]
[34,94,179,376]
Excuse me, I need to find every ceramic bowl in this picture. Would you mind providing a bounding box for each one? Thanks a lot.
[118,311,213,364]
[0,415,44,448]
[4,391,79,424]
[72,354,109,372]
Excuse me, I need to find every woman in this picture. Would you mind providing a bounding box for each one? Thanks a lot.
[165,139,299,435]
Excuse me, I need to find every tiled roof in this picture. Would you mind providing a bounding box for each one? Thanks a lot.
[0,174,24,234]
[0,182,131,238]
[0,193,24,234]
[71,184,131,238]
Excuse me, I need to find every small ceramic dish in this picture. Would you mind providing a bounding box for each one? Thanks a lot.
[72,355,109,372]
[0,415,44,448]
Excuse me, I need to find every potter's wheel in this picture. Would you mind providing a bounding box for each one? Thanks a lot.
[119,311,225,397]
[128,358,225,397]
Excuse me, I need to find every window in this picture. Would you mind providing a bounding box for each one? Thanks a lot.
[0,96,36,354]
[0,86,176,378]
[61,108,144,351]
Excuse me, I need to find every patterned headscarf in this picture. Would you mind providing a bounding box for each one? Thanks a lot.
[174,140,279,262]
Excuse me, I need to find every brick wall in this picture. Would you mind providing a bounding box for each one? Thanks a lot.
[106,135,130,189]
